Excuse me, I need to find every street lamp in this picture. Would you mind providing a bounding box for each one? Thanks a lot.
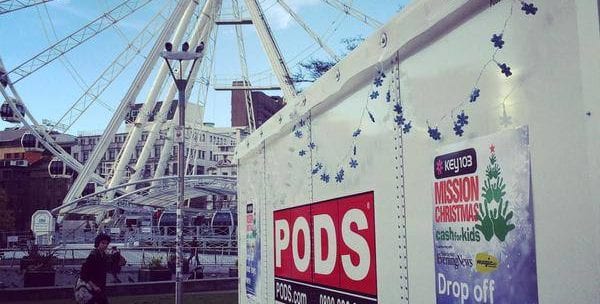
[160,41,204,304]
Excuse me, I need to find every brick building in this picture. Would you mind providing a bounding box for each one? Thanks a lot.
[230,81,285,128]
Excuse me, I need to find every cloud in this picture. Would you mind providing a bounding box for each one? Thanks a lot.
[264,0,321,30]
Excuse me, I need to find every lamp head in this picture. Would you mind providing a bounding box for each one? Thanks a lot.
[182,42,190,52]
[165,42,173,52]
[195,42,205,53]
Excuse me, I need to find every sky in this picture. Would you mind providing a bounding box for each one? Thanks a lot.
[0,0,411,135]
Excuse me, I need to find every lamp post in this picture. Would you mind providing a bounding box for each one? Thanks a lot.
[160,41,204,304]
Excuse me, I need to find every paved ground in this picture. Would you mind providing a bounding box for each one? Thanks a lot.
[7,290,238,304]
[0,251,235,288]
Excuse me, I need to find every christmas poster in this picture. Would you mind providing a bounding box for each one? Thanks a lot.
[246,202,261,300]
[432,127,538,303]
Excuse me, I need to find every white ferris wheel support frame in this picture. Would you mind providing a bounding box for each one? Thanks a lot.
[62,0,192,206]
[105,0,199,197]
[243,0,297,101]
[124,0,222,193]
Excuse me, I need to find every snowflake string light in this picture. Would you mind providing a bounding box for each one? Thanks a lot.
[349,158,358,168]
[403,121,412,134]
[374,77,383,87]
[294,130,303,138]
[353,129,362,137]
[335,169,345,183]
[394,115,405,127]
[393,103,403,114]
[428,126,442,141]
[298,150,306,156]
[370,91,379,100]
[353,145,357,155]
[498,63,512,77]
[308,142,316,149]
[453,122,465,137]
[320,173,330,183]
[299,119,305,127]
[368,111,375,123]
[386,91,391,103]
[456,111,469,126]
[312,162,323,175]
[470,88,480,103]
[491,34,504,49]
[521,1,538,15]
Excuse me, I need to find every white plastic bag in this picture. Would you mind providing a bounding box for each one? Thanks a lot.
[74,277,94,304]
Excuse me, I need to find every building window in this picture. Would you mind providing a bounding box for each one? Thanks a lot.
[109,149,115,160]
[83,151,89,162]
[154,146,161,159]
[73,152,79,161]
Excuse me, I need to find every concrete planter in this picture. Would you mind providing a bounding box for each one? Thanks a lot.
[138,269,172,282]
[23,270,56,287]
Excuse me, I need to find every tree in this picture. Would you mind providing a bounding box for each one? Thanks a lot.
[292,36,365,83]
[0,188,16,231]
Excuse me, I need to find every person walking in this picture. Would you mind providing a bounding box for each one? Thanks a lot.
[80,234,112,304]
[188,237,200,266]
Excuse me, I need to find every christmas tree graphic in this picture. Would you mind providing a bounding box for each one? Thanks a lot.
[475,144,516,242]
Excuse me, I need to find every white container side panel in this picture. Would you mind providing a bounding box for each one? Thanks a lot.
[398,1,599,303]
[238,0,600,303]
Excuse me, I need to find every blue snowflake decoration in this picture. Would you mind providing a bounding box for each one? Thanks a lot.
[498,63,513,77]
[453,122,465,137]
[521,1,538,15]
[353,145,357,155]
[320,173,330,183]
[353,129,362,137]
[335,168,345,183]
[491,34,504,49]
[428,126,442,141]
[394,115,406,127]
[299,119,305,127]
[298,150,306,156]
[278,116,283,124]
[349,158,358,168]
[470,88,480,103]
[456,111,469,126]
[403,121,412,134]
[374,77,383,87]
[368,110,375,123]
[294,130,303,138]
[308,142,316,149]
[386,90,391,103]
[312,162,323,175]
[370,91,380,100]
[393,103,403,114]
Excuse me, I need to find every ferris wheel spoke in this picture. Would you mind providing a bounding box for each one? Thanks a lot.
[51,2,173,133]
[320,0,382,28]
[63,0,191,205]
[7,0,155,84]
[0,0,53,15]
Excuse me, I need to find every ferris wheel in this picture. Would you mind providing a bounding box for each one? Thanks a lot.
[0,0,399,208]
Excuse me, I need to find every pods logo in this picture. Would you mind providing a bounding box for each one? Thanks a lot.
[273,192,377,297]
